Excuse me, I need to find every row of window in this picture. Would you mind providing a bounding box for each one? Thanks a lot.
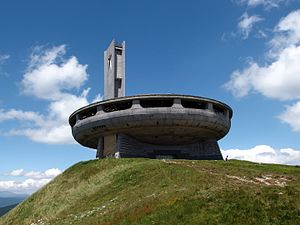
[69,99,228,127]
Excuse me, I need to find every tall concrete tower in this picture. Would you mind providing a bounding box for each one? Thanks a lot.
[104,40,125,100]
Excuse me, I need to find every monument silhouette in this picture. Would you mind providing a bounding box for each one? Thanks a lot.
[69,40,233,159]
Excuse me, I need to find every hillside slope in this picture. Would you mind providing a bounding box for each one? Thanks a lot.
[0,158,299,225]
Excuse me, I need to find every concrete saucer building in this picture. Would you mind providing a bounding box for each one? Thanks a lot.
[69,40,233,160]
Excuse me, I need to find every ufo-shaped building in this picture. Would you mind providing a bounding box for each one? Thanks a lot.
[69,40,233,160]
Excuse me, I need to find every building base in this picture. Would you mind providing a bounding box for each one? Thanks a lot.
[96,133,223,160]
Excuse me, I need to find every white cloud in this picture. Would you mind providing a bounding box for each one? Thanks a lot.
[0,109,44,125]
[238,0,284,9]
[238,13,264,39]
[0,45,101,144]
[278,101,300,132]
[222,145,300,165]
[92,93,103,103]
[6,168,61,179]
[269,9,300,56]
[22,45,88,101]
[0,54,10,64]
[24,168,62,179]
[1,168,62,194]
[44,168,61,177]
[256,29,268,38]
[8,169,24,176]
[225,45,300,100]
[0,178,51,194]
[225,9,300,132]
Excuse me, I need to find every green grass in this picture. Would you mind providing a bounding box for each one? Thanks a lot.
[1,159,299,225]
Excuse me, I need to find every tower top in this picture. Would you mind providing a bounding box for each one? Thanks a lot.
[104,40,125,100]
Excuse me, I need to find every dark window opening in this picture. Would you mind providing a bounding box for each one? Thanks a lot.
[79,107,97,120]
[115,49,122,55]
[213,105,226,116]
[140,99,173,108]
[116,78,122,88]
[69,117,76,127]
[92,125,106,130]
[181,100,207,109]
[103,101,132,113]
[108,55,112,69]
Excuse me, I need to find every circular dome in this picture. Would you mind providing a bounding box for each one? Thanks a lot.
[69,94,232,149]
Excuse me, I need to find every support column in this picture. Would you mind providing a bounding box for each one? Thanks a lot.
[201,139,223,160]
[132,99,141,109]
[96,105,103,114]
[96,137,104,159]
[225,110,230,120]
[207,103,213,111]
[103,134,117,157]
[173,98,183,108]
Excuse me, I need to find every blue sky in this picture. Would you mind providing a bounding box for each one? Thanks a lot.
[1,0,300,194]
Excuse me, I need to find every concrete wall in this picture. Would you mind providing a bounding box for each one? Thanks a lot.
[116,134,223,160]
[96,133,223,160]
[103,40,125,100]
[70,94,232,160]
[72,97,231,149]
[103,135,117,156]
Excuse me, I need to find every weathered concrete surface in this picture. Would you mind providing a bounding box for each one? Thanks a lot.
[115,134,223,160]
[103,135,117,156]
[104,40,125,100]
[69,94,232,160]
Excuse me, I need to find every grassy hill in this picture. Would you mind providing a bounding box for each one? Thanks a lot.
[0,158,299,225]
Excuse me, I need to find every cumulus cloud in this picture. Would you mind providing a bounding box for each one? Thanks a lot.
[25,168,61,179]
[8,169,24,176]
[225,9,300,132]
[0,179,51,194]
[225,45,300,100]
[7,168,61,179]
[278,101,300,132]
[270,9,300,56]
[238,13,264,39]
[0,45,101,144]
[0,109,44,124]
[1,168,62,194]
[22,45,88,100]
[222,145,300,165]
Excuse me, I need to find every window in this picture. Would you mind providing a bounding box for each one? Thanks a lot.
[213,105,225,116]
[140,99,173,108]
[79,107,97,120]
[103,101,132,112]
[181,100,207,109]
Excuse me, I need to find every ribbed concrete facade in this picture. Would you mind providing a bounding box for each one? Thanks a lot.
[117,134,223,160]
